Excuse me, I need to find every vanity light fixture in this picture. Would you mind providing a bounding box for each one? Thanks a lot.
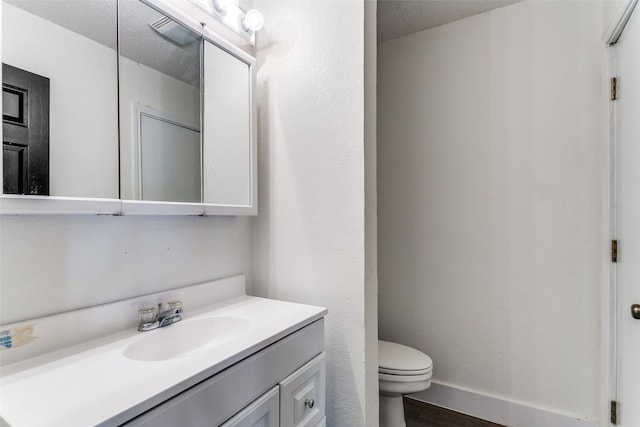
[191,0,264,44]
[241,9,264,32]
[212,0,239,13]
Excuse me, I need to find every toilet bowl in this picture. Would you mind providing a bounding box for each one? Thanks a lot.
[378,340,433,427]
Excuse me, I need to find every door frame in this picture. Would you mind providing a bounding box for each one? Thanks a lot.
[604,1,638,425]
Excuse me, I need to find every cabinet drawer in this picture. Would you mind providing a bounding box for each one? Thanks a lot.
[279,352,326,427]
[220,386,279,427]
[314,417,326,427]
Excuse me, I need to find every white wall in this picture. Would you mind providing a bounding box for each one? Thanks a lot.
[378,0,605,422]
[0,215,253,324]
[2,3,119,198]
[364,0,379,425]
[253,0,375,425]
[603,0,631,37]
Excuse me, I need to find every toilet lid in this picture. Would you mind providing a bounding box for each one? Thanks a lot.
[378,340,433,376]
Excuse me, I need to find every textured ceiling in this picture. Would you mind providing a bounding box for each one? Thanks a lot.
[9,0,525,72]
[119,0,200,87]
[6,0,117,48]
[378,0,525,42]
[5,0,200,86]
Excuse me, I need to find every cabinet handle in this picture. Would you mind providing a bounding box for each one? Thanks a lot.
[305,398,315,409]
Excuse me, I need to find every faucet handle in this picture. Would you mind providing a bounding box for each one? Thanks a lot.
[167,300,183,313]
[138,306,157,324]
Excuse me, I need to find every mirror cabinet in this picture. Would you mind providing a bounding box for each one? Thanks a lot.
[0,0,256,215]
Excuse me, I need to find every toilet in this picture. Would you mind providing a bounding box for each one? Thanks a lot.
[378,340,433,427]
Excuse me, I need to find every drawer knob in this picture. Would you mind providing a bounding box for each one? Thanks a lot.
[305,398,315,409]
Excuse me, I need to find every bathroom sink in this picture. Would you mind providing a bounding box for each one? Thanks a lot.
[123,316,251,361]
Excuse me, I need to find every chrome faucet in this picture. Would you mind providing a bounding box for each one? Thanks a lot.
[138,300,183,331]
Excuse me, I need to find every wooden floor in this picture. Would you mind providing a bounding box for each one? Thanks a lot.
[404,398,506,427]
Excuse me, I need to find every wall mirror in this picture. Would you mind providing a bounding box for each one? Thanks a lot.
[203,38,256,214]
[1,0,257,215]
[1,0,119,199]
[118,0,202,206]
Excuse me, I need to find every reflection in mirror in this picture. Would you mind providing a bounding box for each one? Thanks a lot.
[1,0,119,198]
[119,0,202,203]
[203,40,251,207]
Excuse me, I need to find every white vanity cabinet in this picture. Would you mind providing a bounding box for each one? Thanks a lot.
[220,351,326,427]
[279,353,326,427]
[122,319,325,427]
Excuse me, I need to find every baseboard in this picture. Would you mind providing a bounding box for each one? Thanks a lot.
[408,382,598,427]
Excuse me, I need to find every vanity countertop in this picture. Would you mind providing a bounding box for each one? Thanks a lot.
[0,295,327,426]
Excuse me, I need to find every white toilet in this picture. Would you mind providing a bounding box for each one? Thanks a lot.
[378,340,433,427]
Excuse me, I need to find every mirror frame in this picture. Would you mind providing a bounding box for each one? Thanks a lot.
[0,0,257,216]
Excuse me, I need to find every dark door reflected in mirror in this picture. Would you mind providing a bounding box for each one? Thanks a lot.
[1,0,119,199]
[2,64,50,195]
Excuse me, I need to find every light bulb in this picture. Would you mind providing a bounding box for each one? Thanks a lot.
[213,0,238,12]
[242,9,264,32]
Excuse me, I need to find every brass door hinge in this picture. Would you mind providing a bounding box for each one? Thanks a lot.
[611,77,618,101]
[611,400,618,425]
[612,240,618,263]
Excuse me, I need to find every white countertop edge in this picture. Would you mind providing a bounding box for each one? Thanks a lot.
[0,296,327,427]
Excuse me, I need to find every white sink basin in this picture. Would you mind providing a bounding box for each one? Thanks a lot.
[123,316,251,362]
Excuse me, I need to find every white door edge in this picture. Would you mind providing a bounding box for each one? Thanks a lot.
[607,6,640,423]
[604,43,618,427]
